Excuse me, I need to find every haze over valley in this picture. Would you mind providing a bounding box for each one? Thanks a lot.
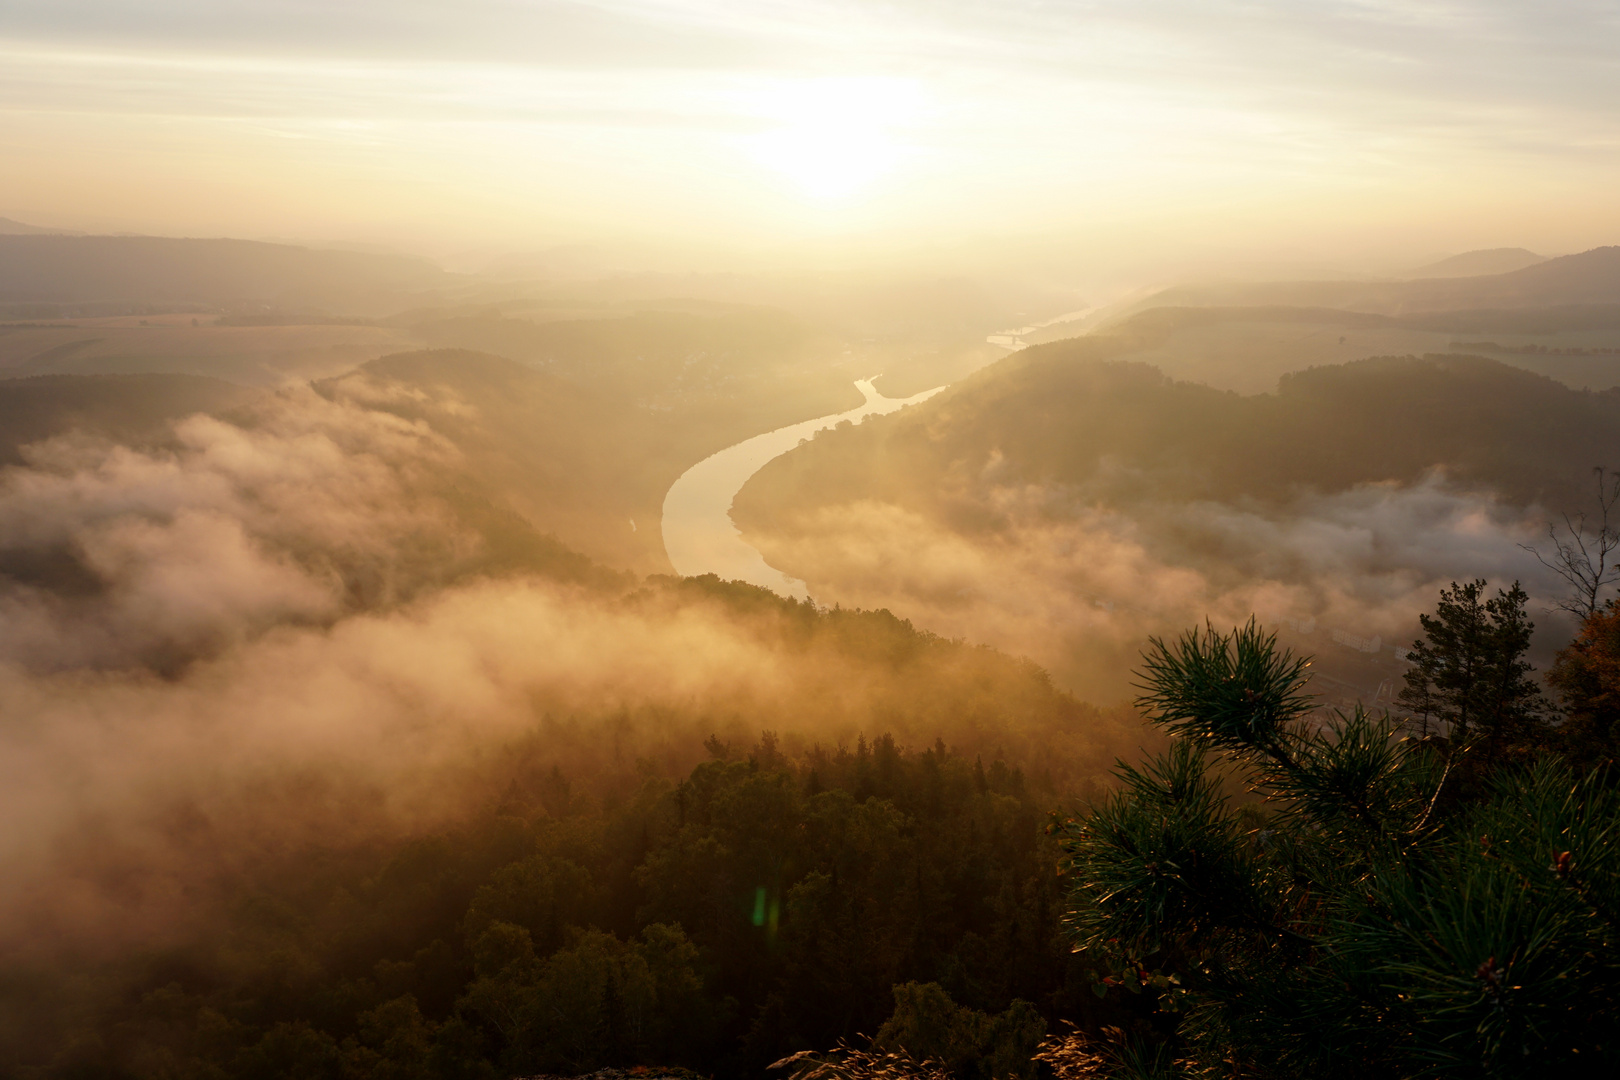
[5,3,1620,1077]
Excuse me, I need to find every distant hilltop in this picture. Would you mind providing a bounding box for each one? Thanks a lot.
[1406,247,1547,279]
[0,216,81,236]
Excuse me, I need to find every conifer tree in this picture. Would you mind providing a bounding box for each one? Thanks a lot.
[1054,619,1618,1079]
[1396,578,1549,754]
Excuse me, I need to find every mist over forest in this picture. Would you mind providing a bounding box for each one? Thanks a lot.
[0,219,1617,1079]
[14,0,1620,1071]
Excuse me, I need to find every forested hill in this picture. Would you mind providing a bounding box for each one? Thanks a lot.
[412,309,841,410]
[1,575,1152,1080]
[734,349,1620,524]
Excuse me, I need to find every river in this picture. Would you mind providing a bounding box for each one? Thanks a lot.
[660,377,945,599]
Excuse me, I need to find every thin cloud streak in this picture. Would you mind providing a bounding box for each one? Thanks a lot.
[2,2,1618,261]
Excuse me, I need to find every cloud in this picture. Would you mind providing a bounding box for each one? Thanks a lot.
[0,365,1572,964]
[0,385,463,671]
[0,385,1143,960]
[0,383,806,954]
[5,0,1618,258]
[0,573,802,956]
[746,472,1573,698]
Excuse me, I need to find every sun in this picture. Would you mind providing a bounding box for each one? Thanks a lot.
[744,78,920,203]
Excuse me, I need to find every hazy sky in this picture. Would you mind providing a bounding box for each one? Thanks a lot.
[4,1,1619,273]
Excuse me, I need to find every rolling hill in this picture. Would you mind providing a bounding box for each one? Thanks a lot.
[317,348,696,573]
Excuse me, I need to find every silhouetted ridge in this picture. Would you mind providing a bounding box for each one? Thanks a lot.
[1407,247,1546,278]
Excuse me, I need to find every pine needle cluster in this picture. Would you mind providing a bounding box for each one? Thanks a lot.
[1053,619,1618,1078]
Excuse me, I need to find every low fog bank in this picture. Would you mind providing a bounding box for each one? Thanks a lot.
[0,576,771,955]
[0,387,1142,964]
[0,388,465,672]
[734,350,1611,701]
[0,574,1137,961]
[741,474,1573,699]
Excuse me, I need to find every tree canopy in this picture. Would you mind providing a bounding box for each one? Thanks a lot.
[1396,578,1549,757]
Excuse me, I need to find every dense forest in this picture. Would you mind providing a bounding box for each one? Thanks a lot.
[7,573,1618,1080]
[3,731,1074,1080]
[0,578,1152,1080]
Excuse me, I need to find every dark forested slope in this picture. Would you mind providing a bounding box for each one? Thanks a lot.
[735,347,1620,529]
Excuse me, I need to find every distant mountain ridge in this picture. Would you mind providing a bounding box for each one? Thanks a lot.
[1406,247,1546,279]
[0,217,79,236]
[0,235,453,313]
[1135,245,1620,316]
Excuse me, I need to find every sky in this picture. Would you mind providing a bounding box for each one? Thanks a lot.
[3,1,1620,275]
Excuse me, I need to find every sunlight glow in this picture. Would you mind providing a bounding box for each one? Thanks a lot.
[743,78,921,202]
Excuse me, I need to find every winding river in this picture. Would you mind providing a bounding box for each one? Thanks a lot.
[660,377,945,599]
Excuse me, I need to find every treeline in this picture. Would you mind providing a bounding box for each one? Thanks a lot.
[6,732,1103,1080]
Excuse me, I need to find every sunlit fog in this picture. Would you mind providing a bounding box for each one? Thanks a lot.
[3,2,1620,1078]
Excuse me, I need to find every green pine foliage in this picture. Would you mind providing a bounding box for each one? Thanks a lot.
[1054,619,1619,1078]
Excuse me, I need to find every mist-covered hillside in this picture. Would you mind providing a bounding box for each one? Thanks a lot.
[0,372,256,465]
[731,345,1595,697]
[739,349,1620,515]
[1406,247,1547,278]
[414,309,866,435]
[0,318,421,385]
[315,348,686,572]
[0,354,1153,1080]
[1,570,1151,1080]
